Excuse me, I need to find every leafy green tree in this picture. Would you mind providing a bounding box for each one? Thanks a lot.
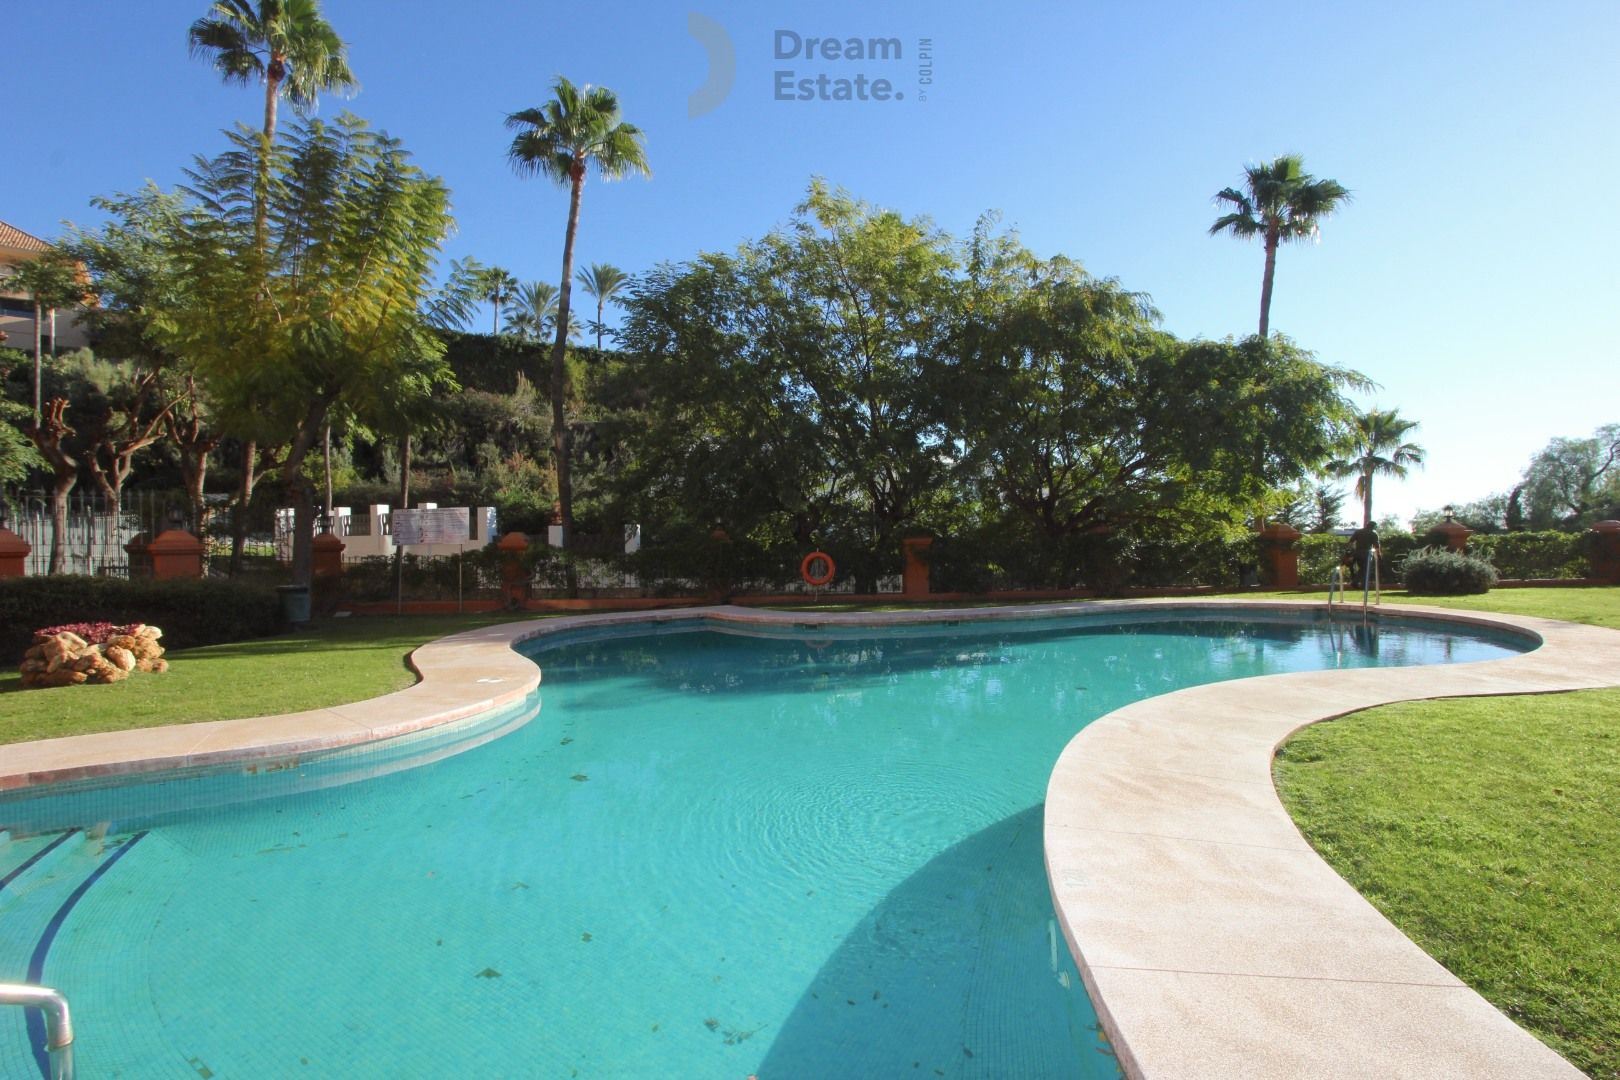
[1328,407,1426,527]
[5,249,83,425]
[1411,494,1510,535]
[190,0,358,568]
[1210,155,1350,337]
[577,262,628,349]
[381,260,485,507]
[164,115,455,584]
[614,182,965,585]
[507,77,650,545]
[64,186,218,520]
[0,368,44,488]
[1270,482,1347,534]
[1521,424,1620,529]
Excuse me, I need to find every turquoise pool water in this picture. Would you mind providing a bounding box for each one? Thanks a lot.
[0,611,1528,1078]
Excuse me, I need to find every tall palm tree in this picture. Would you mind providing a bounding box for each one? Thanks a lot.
[1209,155,1349,338]
[506,77,649,544]
[189,0,357,571]
[481,266,520,335]
[1330,408,1426,527]
[576,262,628,349]
[188,0,358,239]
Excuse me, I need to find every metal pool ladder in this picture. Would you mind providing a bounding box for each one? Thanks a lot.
[0,982,75,1079]
[1328,550,1381,614]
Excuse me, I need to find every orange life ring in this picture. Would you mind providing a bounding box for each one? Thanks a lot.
[800,551,836,588]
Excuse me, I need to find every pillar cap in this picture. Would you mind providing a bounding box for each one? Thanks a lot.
[0,526,29,556]
[148,529,205,555]
[1257,521,1303,541]
[496,531,530,552]
[1591,520,1620,534]
[312,531,346,552]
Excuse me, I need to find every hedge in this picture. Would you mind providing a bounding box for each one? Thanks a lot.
[0,576,284,662]
[1468,531,1586,580]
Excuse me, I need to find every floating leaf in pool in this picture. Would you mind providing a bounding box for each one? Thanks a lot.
[571,774,589,782]
[560,737,574,745]
[703,1018,719,1031]
[581,931,592,942]
[512,882,530,890]
[476,968,501,978]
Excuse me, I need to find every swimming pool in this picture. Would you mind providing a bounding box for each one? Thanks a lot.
[0,609,1529,1078]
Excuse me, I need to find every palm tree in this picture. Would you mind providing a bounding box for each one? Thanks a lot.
[576,262,628,349]
[1209,155,1349,338]
[1330,408,1426,527]
[189,0,356,146]
[505,280,560,341]
[190,0,357,571]
[481,266,520,335]
[506,77,649,544]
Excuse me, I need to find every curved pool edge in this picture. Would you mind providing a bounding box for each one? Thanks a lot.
[1,599,1613,1079]
[1042,601,1620,1080]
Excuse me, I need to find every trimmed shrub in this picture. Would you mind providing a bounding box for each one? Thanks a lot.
[1401,547,1498,595]
[1469,531,1585,580]
[0,576,283,662]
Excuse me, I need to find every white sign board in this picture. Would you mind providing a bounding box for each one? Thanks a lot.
[392,507,469,546]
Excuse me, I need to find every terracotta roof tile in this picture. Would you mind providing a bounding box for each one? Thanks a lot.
[0,220,50,253]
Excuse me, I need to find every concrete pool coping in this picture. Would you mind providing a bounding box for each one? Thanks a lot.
[3,598,1617,1077]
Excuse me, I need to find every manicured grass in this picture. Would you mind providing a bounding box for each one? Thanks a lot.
[1376,585,1620,631]
[1276,692,1620,1077]
[0,613,537,745]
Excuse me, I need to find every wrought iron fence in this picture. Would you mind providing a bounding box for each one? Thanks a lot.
[0,488,194,577]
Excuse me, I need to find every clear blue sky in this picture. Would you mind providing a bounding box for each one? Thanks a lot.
[5,1,1617,525]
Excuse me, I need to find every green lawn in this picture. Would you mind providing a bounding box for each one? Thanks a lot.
[0,613,536,745]
[1275,583,1620,1078]
[1276,693,1620,1078]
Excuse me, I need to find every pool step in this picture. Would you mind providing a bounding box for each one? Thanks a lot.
[0,831,116,975]
[0,830,142,1080]
[0,831,80,910]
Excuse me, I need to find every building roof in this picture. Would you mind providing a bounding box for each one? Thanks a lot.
[0,220,50,254]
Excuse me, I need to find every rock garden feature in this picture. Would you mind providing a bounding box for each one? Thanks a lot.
[18,622,169,689]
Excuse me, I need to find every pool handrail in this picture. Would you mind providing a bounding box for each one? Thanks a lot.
[0,981,74,1077]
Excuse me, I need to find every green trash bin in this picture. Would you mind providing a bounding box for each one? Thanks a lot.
[277,584,311,625]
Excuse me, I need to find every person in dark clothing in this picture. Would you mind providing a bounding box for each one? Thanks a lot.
[1344,526,1381,589]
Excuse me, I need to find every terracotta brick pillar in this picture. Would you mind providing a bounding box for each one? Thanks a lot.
[497,531,531,607]
[1257,522,1303,588]
[0,526,29,578]
[1427,518,1473,553]
[147,529,206,580]
[312,532,346,578]
[1588,520,1620,583]
[901,536,933,597]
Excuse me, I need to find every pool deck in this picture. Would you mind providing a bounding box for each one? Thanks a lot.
[4,598,1618,1078]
